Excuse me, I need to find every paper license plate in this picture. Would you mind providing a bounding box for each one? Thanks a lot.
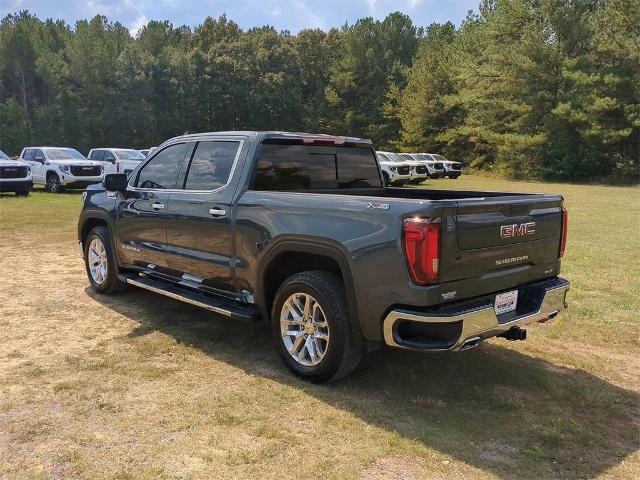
[494,290,518,315]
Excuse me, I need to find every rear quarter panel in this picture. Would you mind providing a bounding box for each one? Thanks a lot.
[234,191,445,341]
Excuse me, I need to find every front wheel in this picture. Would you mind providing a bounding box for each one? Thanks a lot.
[272,271,363,382]
[84,226,127,294]
[46,174,62,193]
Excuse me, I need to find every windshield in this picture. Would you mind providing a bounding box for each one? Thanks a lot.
[417,154,433,161]
[0,150,10,160]
[46,148,86,160]
[383,153,406,162]
[114,149,145,160]
[431,154,448,162]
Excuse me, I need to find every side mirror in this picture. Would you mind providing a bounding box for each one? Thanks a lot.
[103,173,128,192]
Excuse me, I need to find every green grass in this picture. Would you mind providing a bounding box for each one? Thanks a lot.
[0,178,638,479]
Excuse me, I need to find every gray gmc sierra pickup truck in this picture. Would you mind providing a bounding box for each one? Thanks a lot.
[78,131,570,382]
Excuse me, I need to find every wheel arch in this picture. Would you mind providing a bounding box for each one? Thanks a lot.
[256,239,361,341]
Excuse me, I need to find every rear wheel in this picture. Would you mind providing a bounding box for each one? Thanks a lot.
[271,271,363,382]
[46,174,62,193]
[84,226,127,294]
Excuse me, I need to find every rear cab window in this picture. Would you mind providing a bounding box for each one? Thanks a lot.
[252,144,381,191]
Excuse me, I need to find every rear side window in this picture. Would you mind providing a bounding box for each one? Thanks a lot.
[135,143,188,189]
[183,141,239,190]
[253,144,381,191]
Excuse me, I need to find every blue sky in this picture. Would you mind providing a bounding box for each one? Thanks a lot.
[1,0,479,35]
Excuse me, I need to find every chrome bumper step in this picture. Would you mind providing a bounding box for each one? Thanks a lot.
[383,277,570,351]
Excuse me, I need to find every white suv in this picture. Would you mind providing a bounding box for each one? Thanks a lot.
[19,147,104,193]
[87,148,146,176]
[424,153,462,178]
[376,151,412,186]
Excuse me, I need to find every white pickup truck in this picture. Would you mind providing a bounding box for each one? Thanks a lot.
[19,147,104,193]
[87,148,146,176]
[0,149,32,196]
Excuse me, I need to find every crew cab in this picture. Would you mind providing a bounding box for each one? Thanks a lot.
[78,131,570,382]
[19,147,103,193]
[88,148,146,176]
[424,153,462,178]
[376,151,412,186]
[0,149,32,196]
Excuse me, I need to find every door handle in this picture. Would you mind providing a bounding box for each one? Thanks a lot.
[151,203,165,210]
[209,208,227,217]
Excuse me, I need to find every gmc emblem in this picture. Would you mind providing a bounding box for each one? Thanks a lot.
[500,222,536,238]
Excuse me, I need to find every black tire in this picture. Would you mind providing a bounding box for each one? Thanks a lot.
[271,271,363,383]
[15,189,30,196]
[84,226,127,294]
[46,174,63,193]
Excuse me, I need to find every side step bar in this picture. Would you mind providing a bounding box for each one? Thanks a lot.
[120,274,259,322]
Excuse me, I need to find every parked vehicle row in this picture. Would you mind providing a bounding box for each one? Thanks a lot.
[376,151,463,186]
[0,146,157,195]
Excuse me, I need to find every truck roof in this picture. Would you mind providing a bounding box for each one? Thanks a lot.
[159,131,373,148]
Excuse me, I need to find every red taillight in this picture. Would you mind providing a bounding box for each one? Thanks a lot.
[403,218,440,284]
[559,207,568,258]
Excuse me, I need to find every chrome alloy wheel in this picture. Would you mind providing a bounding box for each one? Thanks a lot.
[280,293,330,367]
[88,237,108,285]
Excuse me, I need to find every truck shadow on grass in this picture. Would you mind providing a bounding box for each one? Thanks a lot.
[89,287,639,479]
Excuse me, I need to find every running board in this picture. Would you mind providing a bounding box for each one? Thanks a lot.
[121,274,258,321]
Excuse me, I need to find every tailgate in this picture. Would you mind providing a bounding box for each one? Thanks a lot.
[439,195,564,284]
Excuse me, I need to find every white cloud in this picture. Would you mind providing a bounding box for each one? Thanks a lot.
[408,0,424,7]
[0,0,24,16]
[366,0,377,15]
[129,14,148,36]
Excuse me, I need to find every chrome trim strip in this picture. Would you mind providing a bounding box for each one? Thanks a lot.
[127,277,232,317]
[127,139,245,195]
[383,281,569,351]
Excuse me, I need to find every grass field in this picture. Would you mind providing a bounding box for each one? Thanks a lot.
[1,177,639,479]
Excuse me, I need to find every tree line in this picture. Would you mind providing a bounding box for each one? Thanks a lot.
[0,0,637,182]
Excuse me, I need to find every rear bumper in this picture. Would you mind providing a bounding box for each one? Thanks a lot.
[383,277,569,351]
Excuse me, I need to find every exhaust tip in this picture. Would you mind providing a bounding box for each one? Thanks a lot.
[460,336,481,351]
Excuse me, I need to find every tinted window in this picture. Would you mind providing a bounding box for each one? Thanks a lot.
[90,150,105,161]
[35,149,45,160]
[0,150,10,160]
[23,149,35,160]
[135,143,187,189]
[253,144,380,191]
[104,151,116,162]
[184,141,239,190]
[338,149,382,188]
